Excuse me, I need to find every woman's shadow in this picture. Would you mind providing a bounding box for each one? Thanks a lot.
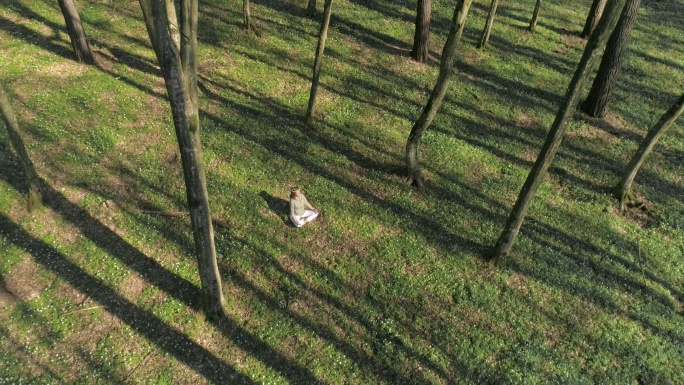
[259,191,295,227]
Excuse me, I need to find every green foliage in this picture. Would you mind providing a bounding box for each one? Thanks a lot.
[0,0,683,383]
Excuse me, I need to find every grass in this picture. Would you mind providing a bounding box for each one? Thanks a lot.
[1,0,683,383]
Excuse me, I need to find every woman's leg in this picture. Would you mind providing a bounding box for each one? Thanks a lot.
[301,210,318,224]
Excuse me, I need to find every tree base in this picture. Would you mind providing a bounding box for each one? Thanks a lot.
[404,171,425,189]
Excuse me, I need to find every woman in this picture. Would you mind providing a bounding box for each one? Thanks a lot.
[289,188,318,227]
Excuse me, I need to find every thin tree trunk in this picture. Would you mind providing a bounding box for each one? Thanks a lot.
[0,85,42,212]
[405,0,473,188]
[528,0,542,33]
[614,92,684,213]
[306,0,317,17]
[411,0,432,63]
[305,0,333,128]
[478,0,498,49]
[139,0,225,320]
[581,0,607,38]
[243,0,252,30]
[581,0,641,118]
[57,0,95,64]
[490,0,629,264]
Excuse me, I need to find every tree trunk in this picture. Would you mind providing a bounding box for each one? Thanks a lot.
[411,0,432,63]
[581,0,641,118]
[477,0,498,49]
[305,0,333,128]
[242,0,260,34]
[528,0,542,33]
[614,92,684,213]
[139,0,225,320]
[57,0,95,64]
[405,0,473,188]
[306,0,317,17]
[581,0,607,38]
[490,0,629,264]
[0,85,42,212]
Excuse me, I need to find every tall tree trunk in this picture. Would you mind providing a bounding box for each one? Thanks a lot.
[57,0,95,64]
[243,0,252,30]
[581,0,607,38]
[0,85,42,212]
[405,0,473,188]
[490,0,629,264]
[306,0,317,17]
[614,92,684,213]
[411,0,432,63]
[139,0,225,320]
[305,0,333,128]
[478,0,498,49]
[581,0,641,118]
[528,0,542,33]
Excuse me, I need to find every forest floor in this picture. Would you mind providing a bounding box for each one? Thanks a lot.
[1,0,683,383]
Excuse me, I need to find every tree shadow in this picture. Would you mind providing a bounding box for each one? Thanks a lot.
[0,214,255,384]
[259,190,292,226]
[0,153,322,384]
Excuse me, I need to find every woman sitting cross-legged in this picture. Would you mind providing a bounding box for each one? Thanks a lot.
[289,188,318,227]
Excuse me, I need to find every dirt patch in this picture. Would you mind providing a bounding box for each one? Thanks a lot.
[4,257,45,302]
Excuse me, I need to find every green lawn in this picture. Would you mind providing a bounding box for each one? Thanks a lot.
[1,0,683,383]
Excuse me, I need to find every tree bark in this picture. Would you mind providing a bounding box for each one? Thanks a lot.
[0,85,42,212]
[306,0,317,17]
[411,0,432,63]
[305,0,333,128]
[581,0,641,118]
[57,0,95,64]
[614,92,684,213]
[139,0,225,320]
[581,0,607,38]
[490,0,629,264]
[477,0,498,49]
[405,0,473,188]
[528,0,542,33]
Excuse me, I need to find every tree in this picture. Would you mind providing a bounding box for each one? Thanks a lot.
[411,0,432,63]
[405,0,473,188]
[581,0,641,118]
[306,0,317,17]
[58,0,95,64]
[139,0,225,320]
[0,84,42,212]
[242,0,261,35]
[614,92,684,213]
[490,0,629,264]
[478,0,499,49]
[305,0,333,128]
[528,0,542,33]
[581,0,607,38]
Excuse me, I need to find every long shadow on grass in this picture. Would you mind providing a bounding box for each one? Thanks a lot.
[199,77,488,255]
[509,218,684,345]
[0,214,255,384]
[0,160,323,384]
[214,228,481,383]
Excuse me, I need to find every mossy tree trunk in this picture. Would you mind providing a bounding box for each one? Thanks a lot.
[581,0,641,118]
[528,0,542,33]
[305,0,333,128]
[411,0,432,63]
[306,0,317,17]
[405,0,473,188]
[477,0,498,49]
[0,85,42,212]
[581,0,607,38]
[614,92,684,213]
[242,0,260,34]
[57,0,95,64]
[139,0,225,320]
[490,0,629,264]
